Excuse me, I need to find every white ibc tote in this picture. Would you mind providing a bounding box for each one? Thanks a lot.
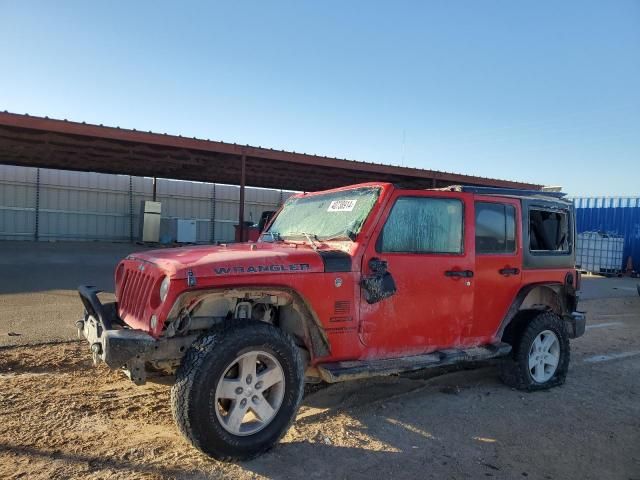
[576,232,625,274]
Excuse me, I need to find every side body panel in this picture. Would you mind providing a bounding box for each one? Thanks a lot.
[117,183,398,362]
[520,269,569,286]
[119,254,367,363]
[471,196,523,343]
[114,182,579,372]
[358,190,476,358]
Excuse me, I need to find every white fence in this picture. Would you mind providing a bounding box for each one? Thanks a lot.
[0,164,295,243]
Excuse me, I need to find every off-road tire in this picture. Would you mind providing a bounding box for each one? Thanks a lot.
[499,311,570,391]
[171,321,304,461]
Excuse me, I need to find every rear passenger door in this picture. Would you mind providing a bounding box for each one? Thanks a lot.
[471,197,522,343]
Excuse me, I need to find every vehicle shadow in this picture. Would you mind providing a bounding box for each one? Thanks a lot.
[242,363,507,479]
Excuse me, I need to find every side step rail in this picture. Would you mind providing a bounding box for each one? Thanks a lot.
[317,343,512,383]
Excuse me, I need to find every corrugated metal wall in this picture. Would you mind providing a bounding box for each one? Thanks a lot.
[0,165,37,239]
[39,168,133,241]
[0,165,294,243]
[574,197,640,272]
[4,165,638,268]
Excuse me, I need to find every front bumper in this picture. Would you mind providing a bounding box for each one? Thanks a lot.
[77,285,194,385]
[566,311,586,339]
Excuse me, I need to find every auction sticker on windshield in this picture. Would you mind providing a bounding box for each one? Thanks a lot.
[327,199,357,212]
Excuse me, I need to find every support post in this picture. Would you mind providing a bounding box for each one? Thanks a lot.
[152,177,157,201]
[238,155,246,242]
[210,183,216,244]
[34,168,40,241]
[129,176,134,242]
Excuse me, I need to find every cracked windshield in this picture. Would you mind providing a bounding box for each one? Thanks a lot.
[265,187,380,241]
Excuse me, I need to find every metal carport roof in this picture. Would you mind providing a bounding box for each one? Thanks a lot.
[0,111,542,240]
[0,111,540,192]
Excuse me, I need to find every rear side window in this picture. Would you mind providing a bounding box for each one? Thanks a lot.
[475,202,516,254]
[378,197,463,254]
[529,208,570,252]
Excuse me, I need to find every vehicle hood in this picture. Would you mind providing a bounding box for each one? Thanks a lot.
[127,242,351,279]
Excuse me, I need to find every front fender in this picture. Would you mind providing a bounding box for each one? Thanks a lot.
[162,285,330,359]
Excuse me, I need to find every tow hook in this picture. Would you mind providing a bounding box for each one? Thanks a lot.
[91,342,102,365]
[75,320,84,338]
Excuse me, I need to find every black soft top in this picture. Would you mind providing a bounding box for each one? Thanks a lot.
[440,185,575,269]
[441,185,573,207]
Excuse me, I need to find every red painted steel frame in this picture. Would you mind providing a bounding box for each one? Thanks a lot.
[0,111,541,192]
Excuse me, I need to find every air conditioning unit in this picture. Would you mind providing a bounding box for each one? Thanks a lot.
[177,219,197,243]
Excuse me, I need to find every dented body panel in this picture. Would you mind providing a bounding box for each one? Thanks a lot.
[78,181,585,383]
[358,189,476,357]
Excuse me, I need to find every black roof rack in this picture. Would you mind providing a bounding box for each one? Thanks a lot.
[449,186,567,199]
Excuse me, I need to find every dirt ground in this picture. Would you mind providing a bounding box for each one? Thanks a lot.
[0,242,639,479]
[0,295,638,479]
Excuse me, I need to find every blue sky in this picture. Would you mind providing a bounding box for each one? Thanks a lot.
[0,1,638,196]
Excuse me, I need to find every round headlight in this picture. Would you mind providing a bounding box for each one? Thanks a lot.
[159,276,170,303]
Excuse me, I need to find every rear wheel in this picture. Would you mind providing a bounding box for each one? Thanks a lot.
[499,311,570,390]
[171,322,304,460]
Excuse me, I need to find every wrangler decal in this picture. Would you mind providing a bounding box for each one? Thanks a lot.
[214,263,311,275]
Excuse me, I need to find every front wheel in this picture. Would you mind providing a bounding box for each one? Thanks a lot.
[171,322,304,461]
[499,312,570,391]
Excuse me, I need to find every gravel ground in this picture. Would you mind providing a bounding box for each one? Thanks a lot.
[0,296,638,480]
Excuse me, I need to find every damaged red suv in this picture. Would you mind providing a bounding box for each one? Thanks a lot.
[78,182,585,460]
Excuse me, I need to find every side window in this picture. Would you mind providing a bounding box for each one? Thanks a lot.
[378,197,463,254]
[475,202,516,254]
[529,208,570,252]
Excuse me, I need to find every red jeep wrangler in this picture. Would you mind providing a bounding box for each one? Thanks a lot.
[78,182,585,460]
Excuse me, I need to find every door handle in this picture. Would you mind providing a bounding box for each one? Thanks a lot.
[445,270,474,278]
[499,267,520,276]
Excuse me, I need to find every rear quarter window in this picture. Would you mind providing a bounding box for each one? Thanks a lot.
[529,208,570,252]
[521,199,575,269]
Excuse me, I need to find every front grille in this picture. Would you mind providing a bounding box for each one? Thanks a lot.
[118,266,155,322]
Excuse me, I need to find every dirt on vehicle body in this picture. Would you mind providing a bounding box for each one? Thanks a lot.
[77,182,586,460]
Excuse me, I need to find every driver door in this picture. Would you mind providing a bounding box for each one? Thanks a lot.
[358,190,475,358]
